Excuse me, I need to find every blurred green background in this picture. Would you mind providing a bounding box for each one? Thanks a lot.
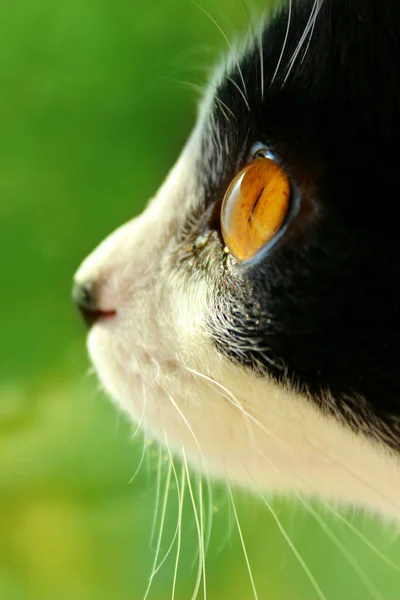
[1,0,400,598]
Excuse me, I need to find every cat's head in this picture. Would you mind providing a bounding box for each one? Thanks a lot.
[73,0,400,517]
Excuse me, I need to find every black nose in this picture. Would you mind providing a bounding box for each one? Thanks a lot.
[72,281,116,329]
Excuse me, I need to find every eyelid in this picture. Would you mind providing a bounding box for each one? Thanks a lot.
[248,142,276,162]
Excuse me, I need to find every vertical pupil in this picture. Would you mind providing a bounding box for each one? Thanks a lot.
[251,188,265,217]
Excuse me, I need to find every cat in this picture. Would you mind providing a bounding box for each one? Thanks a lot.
[73,0,400,540]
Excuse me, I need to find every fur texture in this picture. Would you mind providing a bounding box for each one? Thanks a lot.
[74,0,400,519]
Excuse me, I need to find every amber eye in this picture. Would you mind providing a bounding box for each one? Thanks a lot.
[221,157,291,262]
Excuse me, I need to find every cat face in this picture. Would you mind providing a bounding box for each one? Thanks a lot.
[73,0,400,518]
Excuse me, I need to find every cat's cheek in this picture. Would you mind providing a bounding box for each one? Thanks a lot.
[87,325,145,422]
[86,323,170,430]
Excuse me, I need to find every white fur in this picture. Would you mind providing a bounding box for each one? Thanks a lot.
[75,100,400,523]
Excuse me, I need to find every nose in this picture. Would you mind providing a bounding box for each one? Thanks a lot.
[72,281,116,329]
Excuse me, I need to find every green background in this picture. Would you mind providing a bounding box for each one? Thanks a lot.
[1,0,400,598]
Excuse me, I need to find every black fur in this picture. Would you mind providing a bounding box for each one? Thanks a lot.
[181,0,400,451]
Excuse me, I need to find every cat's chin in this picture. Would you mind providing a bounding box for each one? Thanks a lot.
[86,321,400,520]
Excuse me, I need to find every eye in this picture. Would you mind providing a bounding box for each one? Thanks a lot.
[221,156,291,262]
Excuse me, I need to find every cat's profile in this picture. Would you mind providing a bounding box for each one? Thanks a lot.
[73,0,400,549]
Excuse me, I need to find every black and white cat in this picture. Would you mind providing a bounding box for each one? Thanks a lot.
[73,0,400,528]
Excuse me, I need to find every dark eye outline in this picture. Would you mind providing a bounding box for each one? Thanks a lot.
[227,142,301,265]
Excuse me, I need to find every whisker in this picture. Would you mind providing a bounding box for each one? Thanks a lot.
[285,0,317,79]
[227,484,235,550]
[304,444,400,516]
[254,443,387,600]
[182,365,399,596]
[185,367,289,475]
[271,0,292,85]
[186,366,400,514]
[151,438,182,578]
[259,28,265,100]
[185,367,259,445]
[176,70,238,120]
[284,0,324,85]
[163,76,205,97]
[228,483,259,600]
[204,473,214,557]
[246,414,398,599]
[191,0,248,105]
[296,494,386,600]
[172,464,186,600]
[159,366,207,598]
[215,484,235,555]
[129,431,148,485]
[198,472,207,599]
[146,359,161,391]
[288,465,400,577]
[190,475,207,573]
[183,447,207,600]
[239,0,260,98]
[143,459,173,599]
[167,391,203,457]
[227,75,251,111]
[131,380,148,440]
[324,502,400,575]
[301,0,318,66]
[249,477,327,600]
[150,446,164,549]
[164,76,234,123]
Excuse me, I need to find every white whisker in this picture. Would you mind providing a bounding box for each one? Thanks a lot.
[191,0,249,105]
[186,366,400,514]
[227,75,250,112]
[284,0,324,85]
[151,438,182,578]
[150,446,164,549]
[131,380,148,440]
[324,502,400,575]
[169,71,238,121]
[249,476,327,600]
[238,0,263,100]
[215,484,235,555]
[164,77,233,123]
[296,495,386,600]
[258,27,265,100]
[185,367,260,446]
[167,391,203,457]
[271,0,292,85]
[129,431,148,485]
[183,447,207,600]
[205,473,214,557]
[160,367,207,598]
[301,1,318,66]
[143,459,173,600]
[228,483,259,600]
[254,438,387,600]
[146,359,161,391]
[198,472,207,599]
[172,464,186,600]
